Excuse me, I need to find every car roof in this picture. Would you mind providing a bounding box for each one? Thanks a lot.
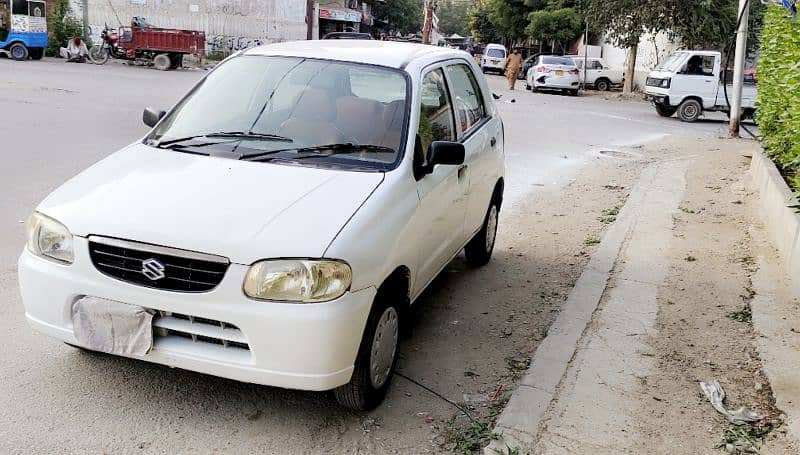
[242,40,469,69]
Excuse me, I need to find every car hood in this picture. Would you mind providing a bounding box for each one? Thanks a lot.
[37,143,384,264]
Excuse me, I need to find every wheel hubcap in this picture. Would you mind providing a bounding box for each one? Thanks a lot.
[684,105,698,118]
[369,307,398,389]
[486,205,498,253]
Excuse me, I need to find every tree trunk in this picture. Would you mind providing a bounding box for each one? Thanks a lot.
[623,44,638,94]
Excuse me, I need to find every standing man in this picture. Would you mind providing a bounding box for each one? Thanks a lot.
[504,48,523,90]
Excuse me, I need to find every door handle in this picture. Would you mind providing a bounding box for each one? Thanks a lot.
[490,137,497,147]
[458,164,468,179]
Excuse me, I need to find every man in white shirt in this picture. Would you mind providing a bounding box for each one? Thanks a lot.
[59,36,89,62]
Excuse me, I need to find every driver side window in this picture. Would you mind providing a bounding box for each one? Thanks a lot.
[417,69,455,154]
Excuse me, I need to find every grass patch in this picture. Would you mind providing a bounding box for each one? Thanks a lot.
[717,422,777,454]
[584,236,601,245]
[728,305,753,323]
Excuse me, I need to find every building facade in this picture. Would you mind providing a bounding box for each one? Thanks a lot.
[70,0,377,56]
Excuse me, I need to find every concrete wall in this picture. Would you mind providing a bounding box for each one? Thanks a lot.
[601,31,681,89]
[77,0,308,54]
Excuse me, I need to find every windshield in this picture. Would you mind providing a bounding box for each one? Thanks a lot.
[655,52,687,72]
[147,56,408,170]
[486,48,505,58]
[542,56,575,66]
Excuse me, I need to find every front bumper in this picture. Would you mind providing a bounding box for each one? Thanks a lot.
[18,237,376,391]
[644,93,670,105]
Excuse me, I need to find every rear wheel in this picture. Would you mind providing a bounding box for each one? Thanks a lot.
[595,78,611,91]
[677,99,702,123]
[655,103,677,117]
[465,199,500,267]
[334,294,400,410]
[9,43,28,61]
[29,47,44,60]
[153,53,171,71]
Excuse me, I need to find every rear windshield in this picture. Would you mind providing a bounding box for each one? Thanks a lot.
[486,48,505,58]
[542,56,575,66]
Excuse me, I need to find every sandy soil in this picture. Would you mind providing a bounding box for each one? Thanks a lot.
[627,138,798,454]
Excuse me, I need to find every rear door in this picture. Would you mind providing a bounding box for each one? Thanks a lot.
[444,61,499,239]
[412,67,469,295]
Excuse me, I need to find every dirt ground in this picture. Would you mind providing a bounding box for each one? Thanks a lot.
[624,138,798,454]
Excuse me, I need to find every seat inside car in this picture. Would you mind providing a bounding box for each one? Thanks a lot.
[278,88,344,145]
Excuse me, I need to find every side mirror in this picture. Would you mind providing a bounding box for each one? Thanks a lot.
[423,141,465,175]
[142,107,166,128]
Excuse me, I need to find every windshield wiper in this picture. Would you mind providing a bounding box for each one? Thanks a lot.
[241,143,395,161]
[154,131,293,148]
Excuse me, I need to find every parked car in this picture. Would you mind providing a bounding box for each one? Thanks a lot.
[526,55,581,95]
[644,50,757,122]
[323,32,373,40]
[517,54,538,80]
[481,43,507,74]
[566,56,624,91]
[18,41,505,411]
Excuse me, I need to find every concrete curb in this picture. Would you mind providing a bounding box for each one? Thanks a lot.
[749,151,800,297]
[484,163,661,454]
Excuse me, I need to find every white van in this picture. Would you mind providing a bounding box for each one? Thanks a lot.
[481,44,507,74]
[644,50,757,122]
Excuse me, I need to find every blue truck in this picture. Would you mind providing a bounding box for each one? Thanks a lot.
[0,0,48,60]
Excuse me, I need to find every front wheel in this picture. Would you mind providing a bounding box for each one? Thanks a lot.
[655,103,677,117]
[9,43,28,60]
[334,296,400,410]
[677,99,702,123]
[89,46,109,64]
[595,78,611,91]
[465,199,499,267]
[153,53,171,71]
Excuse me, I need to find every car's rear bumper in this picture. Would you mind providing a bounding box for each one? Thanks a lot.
[533,74,580,89]
[18,239,376,391]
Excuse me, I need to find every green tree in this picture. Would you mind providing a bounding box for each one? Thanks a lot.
[526,7,583,52]
[487,0,535,41]
[374,0,424,35]
[46,0,86,57]
[469,0,499,42]
[437,0,471,36]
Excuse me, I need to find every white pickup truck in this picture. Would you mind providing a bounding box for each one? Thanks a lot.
[644,50,757,122]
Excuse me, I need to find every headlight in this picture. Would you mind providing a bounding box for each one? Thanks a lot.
[26,212,74,264]
[660,78,671,88]
[243,259,352,303]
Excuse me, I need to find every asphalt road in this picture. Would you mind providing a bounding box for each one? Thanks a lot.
[0,58,727,454]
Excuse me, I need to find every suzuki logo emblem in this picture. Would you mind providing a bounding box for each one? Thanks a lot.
[141,258,166,281]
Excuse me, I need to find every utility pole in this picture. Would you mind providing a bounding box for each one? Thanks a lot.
[82,0,89,39]
[729,0,750,137]
[422,0,434,45]
[582,21,588,90]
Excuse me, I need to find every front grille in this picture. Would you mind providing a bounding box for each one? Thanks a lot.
[153,311,250,351]
[88,236,229,292]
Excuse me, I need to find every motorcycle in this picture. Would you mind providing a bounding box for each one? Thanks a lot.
[88,23,131,65]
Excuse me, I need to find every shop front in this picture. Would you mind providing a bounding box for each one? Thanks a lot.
[318,7,362,38]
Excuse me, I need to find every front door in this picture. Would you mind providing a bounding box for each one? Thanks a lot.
[669,53,720,108]
[412,67,469,296]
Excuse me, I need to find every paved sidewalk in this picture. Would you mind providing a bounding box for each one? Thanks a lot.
[489,137,799,454]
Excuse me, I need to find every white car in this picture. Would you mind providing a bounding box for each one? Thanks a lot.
[567,56,624,91]
[526,55,581,95]
[18,41,505,410]
[481,43,507,74]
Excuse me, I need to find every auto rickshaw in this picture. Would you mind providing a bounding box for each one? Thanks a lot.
[0,0,48,60]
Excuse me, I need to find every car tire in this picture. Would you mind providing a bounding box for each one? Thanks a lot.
[595,78,611,91]
[677,99,702,123]
[465,198,500,267]
[334,293,400,411]
[153,53,171,71]
[525,83,531,91]
[531,84,538,93]
[10,43,28,61]
[655,104,677,117]
[569,89,579,96]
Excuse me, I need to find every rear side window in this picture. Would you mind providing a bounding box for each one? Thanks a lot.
[542,56,575,66]
[445,64,486,135]
[418,69,455,152]
[486,48,505,58]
